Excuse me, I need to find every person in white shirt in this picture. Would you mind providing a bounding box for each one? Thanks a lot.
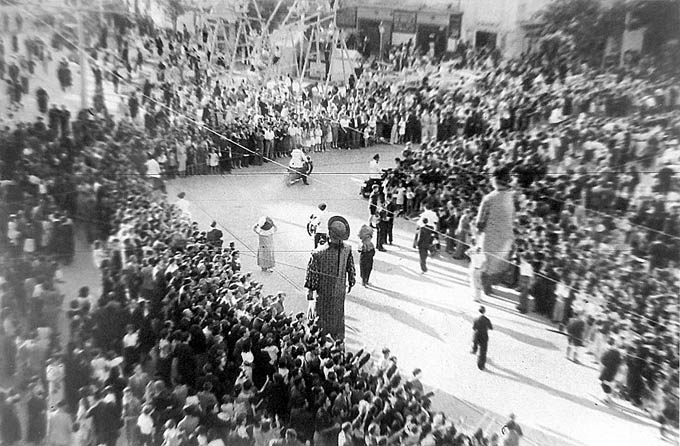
[467,245,486,302]
[417,203,439,228]
[517,253,534,313]
[288,148,309,185]
[264,126,275,160]
[175,192,192,220]
[311,203,328,248]
[369,153,381,179]
[144,154,165,194]
[123,324,139,374]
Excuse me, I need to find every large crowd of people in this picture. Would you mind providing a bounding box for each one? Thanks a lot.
[0,4,679,446]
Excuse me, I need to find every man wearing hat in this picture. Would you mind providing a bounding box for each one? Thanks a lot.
[309,203,329,248]
[304,215,356,339]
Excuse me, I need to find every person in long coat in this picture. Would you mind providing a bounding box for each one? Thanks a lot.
[254,216,277,272]
[357,224,375,287]
[305,216,356,339]
[46,357,65,410]
[0,392,21,446]
[26,386,47,445]
[36,86,48,113]
[475,166,514,290]
[599,339,621,403]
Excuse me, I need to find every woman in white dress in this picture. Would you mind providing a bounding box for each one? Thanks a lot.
[46,357,65,410]
[177,142,187,177]
[253,217,277,272]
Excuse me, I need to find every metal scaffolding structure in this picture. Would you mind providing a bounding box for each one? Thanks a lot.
[201,0,354,85]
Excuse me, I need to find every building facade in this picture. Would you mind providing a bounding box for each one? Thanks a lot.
[338,0,552,58]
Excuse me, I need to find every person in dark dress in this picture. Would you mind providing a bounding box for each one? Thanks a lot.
[599,338,621,403]
[626,343,646,407]
[0,392,21,446]
[87,389,122,446]
[25,386,47,445]
[36,86,48,113]
[566,314,586,363]
[471,306,493,371]
[358,224,375,287]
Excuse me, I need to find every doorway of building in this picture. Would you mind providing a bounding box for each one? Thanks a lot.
[415,24,447,58]
[357,19,392,58]
[475,31,497,50]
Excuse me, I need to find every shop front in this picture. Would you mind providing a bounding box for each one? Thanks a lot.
[356,7,394,57]
[415,11,450,58]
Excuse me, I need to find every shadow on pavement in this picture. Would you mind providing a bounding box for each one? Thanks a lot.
[347,293,445,342]
[368,284,560,351]
[487,359,659,428]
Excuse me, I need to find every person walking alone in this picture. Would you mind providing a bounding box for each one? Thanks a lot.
[467,245,486,302]
[471,306,493,371]
[415,218,434,273]
[358,224,375,287]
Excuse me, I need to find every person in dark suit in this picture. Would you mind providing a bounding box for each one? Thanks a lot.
[415,219,434,273]
[206,221,223,247]
[471,306,493,370]
[87,389,122,446]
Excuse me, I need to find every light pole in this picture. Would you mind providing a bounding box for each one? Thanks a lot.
[378,21,385,61]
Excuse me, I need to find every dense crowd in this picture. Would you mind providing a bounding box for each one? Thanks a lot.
[0,109,496,446]
[369,38,680,419]
[0,6,679,446]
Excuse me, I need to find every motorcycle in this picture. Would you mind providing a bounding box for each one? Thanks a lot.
[360,169,392,198]
[285,156,313,186]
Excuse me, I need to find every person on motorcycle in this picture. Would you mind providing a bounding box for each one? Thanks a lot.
[289,147,310,185]
[369,153,381,178]
[361,153,382,197]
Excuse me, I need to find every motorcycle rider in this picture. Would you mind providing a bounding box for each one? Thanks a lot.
[289,147,310,185]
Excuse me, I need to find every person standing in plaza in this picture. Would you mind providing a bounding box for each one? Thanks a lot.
[599,338,621,404]
[358,224,375,287]
[305,216,356,339]
[385,194,397,245]
[311,203,329,249]
[471,306,493,371]
[516,253,533,313]
[254,216,277,272]
[467,245,486,302]
[415,218,434,273]
[566,313,586,364]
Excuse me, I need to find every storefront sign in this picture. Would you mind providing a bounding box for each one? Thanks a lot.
[393,10,416,33]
